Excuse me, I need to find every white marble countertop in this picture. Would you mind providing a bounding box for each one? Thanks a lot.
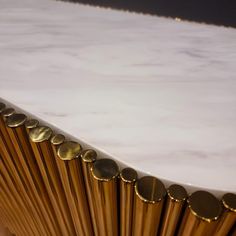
[1,0,236,194]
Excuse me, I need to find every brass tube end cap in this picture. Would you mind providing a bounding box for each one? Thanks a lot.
[167,184,188,202]
[188,191,222,222]
[92,158,119,181]
[1,108,15,119]
[120,168,137,183]
[29,126,53,142]
[135,176,166,203]
[80,149,97,163]
[57,141,82,161]
[51,134,65,146]
[222,193,236,213]
[6,113,27,128]
[25,119,39,129]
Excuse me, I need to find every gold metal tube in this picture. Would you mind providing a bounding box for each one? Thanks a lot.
[29,126,73,236]
[0,110,40,235]
[132,176,166,236]
[177,190,222,236]
[57,141,93,235]
[80,149,99,236]
[6,114,60,235]
[120,167,137,236]
[25,119,39,133]
[0,188,19,235]
[159,184,188,236]
[214,193,236,236]
[0,178,27,236]
[90,158,119,236]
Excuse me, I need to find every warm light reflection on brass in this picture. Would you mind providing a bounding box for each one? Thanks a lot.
[120,168,137,236]
[178,191,222,236]
[91,158,119,236]
[80,149,99,236]
[56,141,93,235]
[2,108,15,120]
[50,133,65,145]
[214,193,236,235]
[57,141,82,160]
[160,184,187,236]
[25,119,39,129]
[132,176,166,236]
[92,158,119,181]
[29,126,53,142]
[6,113,27,128]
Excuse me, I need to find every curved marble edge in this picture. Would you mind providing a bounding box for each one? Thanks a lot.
[1,97,230,198]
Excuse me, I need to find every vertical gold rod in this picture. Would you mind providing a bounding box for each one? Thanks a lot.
[132,176,166,236]
[0,148,38,236]
[32,131,77,236]
[5,114,55,235]
[0,181,27,236]
[177,191,222,236]
[90,158,119,236]
[214,193,236,235]
[159,184,188,236]
[0,110,38,235]
[0,193,19,235]
[29,126,69,236]
[119,168,137,236]
[50,134,77,236]
[57,141,94,235]
[80,149,99,236]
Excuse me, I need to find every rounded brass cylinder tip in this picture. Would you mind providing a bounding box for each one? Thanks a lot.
[25,119,39,130]
[1,108,15,121]
[57,141,93,236]
[132,176,166,236]
[214,193,236,236]
[177,190,222,236]
[159,184,188,236]
[91,158,119,236]
[120,167,138,236]
[80,149,99,236]
[0,102,6,113]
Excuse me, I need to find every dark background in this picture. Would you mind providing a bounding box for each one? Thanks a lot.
[65,0,236,27]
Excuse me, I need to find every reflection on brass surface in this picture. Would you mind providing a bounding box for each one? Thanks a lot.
[80,149,99,236]
[6,113,27,127]
[57,141,82,160]
[132,176,166,236]
[25,119,39,129]
[160,184,187,236]
[29,126,53,142]
[92,158,119,181]
[50,133,65,145]
[1,108,15,120]
[91,159,119,236]
[214,193,236,235]
[56,141,93,235]
[120,168,137,236]
[178,191,222,236]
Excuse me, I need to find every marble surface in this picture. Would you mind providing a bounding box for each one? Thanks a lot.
[0,0,236,194]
